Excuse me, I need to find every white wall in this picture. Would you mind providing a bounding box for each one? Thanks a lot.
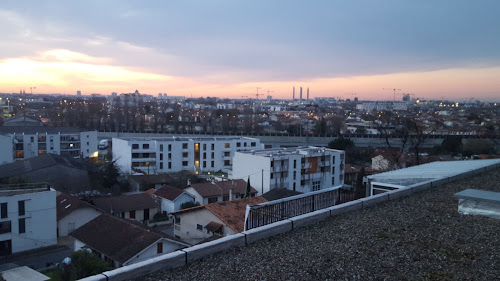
[0,135,13,164]
[112,138,133,174]
[173,193,195,213]
[124,238,187,266]
[174,209,234,245]
[80,131,98,158]
[232,152,270,195]
[0,188,57,254]
[58,207,101,237]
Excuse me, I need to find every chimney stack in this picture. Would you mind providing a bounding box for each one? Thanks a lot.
[187,179,191,186]
[229,187,233,201]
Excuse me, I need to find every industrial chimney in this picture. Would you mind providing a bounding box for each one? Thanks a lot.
[300,87,303,103]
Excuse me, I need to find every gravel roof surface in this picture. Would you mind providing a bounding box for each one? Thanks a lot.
[138,168,500,281]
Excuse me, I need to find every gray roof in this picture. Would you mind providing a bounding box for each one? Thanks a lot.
[0,126,90,135]
[0,154,90,179]
[143,167,500,280]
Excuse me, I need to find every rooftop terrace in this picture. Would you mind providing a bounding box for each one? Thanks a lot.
[138,167,500,280]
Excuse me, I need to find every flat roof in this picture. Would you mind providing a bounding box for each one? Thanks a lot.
[115,136,259,142]
[0,126,90,135]
[238,146,342,157]
[367,159,500,188]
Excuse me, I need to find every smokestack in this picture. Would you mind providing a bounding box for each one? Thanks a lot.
[292,87,295,101]
[229,187,233,201]
[307,87,309,101]
[300,87,303,103]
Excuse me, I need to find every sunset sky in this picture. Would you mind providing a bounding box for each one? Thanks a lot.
[1,1,500,101]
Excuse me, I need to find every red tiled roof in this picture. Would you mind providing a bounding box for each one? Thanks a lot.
[91,193,157,213]
[57,193,98,221]
[154,185,186,201]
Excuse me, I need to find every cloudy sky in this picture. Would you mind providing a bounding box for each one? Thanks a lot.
[1,1,500,101]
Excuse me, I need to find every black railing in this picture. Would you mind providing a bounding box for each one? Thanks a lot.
[245,187,357,231]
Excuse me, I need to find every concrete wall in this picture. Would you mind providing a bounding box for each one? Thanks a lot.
[123,238,187,266]
[112,138,133,174]
[173,193,195,213]
[80,131,99,158]
[173,208,235,245]
[79,164,500,281]
[58,207,101,237]
[0,135,13,164]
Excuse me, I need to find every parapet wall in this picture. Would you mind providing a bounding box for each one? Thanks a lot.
[79,162,500,281]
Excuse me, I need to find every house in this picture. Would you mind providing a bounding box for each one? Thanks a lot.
[184,179,258,205]
[153,185,196,214]
[128,174,176,192]
[91,193,159,223]
[171,197,267,245]
[0,154,92,194]
[344,164,380,188]
[71,214,189,268]
[56,193,101,237]
[232,146,345,195]
[0,183,57,256]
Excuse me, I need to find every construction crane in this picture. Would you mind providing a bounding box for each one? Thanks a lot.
[255,87,261,100]
[383,88,401,102]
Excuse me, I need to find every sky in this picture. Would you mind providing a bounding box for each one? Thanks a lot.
[1,1,500,101]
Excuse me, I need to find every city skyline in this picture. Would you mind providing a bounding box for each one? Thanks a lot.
[1,1,500,101]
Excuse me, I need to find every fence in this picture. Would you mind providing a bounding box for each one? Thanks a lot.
[244,187,357,230]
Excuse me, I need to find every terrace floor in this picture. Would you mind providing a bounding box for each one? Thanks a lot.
[139,168,500,281]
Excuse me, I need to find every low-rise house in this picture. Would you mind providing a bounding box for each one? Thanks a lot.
[153,185,196,214]
[71,214,189,268]
[56,193,101,237]
[171,197,267,245]
[91,193,159,223]
[184,179,258,205]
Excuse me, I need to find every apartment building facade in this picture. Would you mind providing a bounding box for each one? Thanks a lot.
[0,127,98,164]
[0,184,57,256]
[232,146,345,195]
[112,136,263,175]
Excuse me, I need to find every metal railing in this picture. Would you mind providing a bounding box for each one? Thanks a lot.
[244,186,356,230]
[0,182,51,191]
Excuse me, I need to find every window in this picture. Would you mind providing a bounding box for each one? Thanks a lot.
[333,156,336,163]
[18,201,25,216]
[208,197,218,204]
[244,142,247,147]
[182,161,188,166]
[160,144,163,151]
[332,167,335,174]
[197,224,203,231]
[132,144,139,149]
[211,144,214,150]
[86,142,89,146]
[211,161,214,168]
[157,242,163,254]
[293,171,296,180]
[19,218,25,234]
[203,144,207,150]
[168,162,172,169]
[160,163,163,169]
[237,142,241,147]
[203,152,206,159]
[160,154,163,160]
[211,152,214,158]
[340,174,344,182]
[182,152,188,158]
[293,183,296,191]
[251,142,256,147]
[168,144,172,151]
[203,161,206,168]
[175,217,181,224]
[312,181,321,191]
[129,210,136,219]
[332,177,335,185]
[182,143,188,149]
[270,173,274,179]
[30,137,34,142]
[168,153,172,159]
[224,151,230,157]
[224,160,230,166]
[143,144,149,149]
[293,160,297,169]
[1,203,6,218]
[0,221,11,234]
[224,143,230,148]
[223,195,229,201]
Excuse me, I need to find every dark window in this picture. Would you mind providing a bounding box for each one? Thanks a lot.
[160,154,163,160]
[182,152,188,158]
[293,171,296,180]
[0,221,11,234]
[208,197,218,204]
[332,177,335,185]
[0,203,6,219]
[251,142,256,147]
[157,242,163,254]
[223,195,229,201]
[224,151,230,157]
[144,209,150,221]
[224,160,230,166]
[211,144,214,150]
[160,144,163,151]
[175,217,181,224]
[168,153,172,159]
[168,162,172,169]
[182,143,188,149]
[294,160,297,169]
[168,144,172,151]
[132,144,139,149]
[132,153,139,158]
[203,152,206,159]
[270,161,274,168]
[182,161,188,166]
[237,142,241,147]
[129,210,136,219]
[270,173,274,179]
[196,224,203,231]
[143,144,149,149]
[160,162,163,169]
[18,201,25,216]
[203,161,206,168]
[203,144,207,150]
[244,142,247,147]
[211,161,214,168]
[18,218,25,234]
[211,152,214,158]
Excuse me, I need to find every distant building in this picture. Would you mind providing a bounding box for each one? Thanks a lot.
[0,127,98,164]
[112,136,263,175]
[153,185,196,214]
[2,116,42,127]
[91,193,159,223]
[232,146,345,195]
[0,184,57,255]
[184,179,258,205]
[76,90,81,96]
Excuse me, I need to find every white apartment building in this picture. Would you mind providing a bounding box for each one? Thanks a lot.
[112,136,264,175]
[0,184,57,256]
[232,146,345,195]
[0,127,98,164]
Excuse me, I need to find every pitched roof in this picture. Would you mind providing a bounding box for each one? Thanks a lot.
[262,188,302,201]
[70,214,185,264]
[0,154,90,179]
[56,193,99,221]
[172,196,267,233]
[186,179,257,198]
[154,185,189,201]
[204,221,223,233]
[91,193,157,213]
